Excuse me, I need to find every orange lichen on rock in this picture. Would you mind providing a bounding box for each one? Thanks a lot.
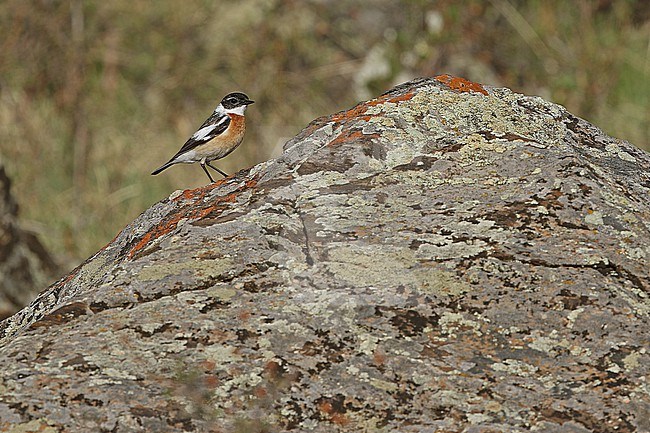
[127,205,215,259]
[317,400,350,426]
[175,179,229,202]
[330,92,415,123]
[128,178,258,260]
[126,218,179,260]
[177,187,206,202]
[328,130,367,147]
[435,74,488,95]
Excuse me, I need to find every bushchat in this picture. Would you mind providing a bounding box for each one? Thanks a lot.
[152,92,254,182]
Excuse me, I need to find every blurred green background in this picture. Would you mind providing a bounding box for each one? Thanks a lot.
[1,0,648,272]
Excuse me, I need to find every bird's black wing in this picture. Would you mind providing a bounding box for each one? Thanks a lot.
[170,112,231,160]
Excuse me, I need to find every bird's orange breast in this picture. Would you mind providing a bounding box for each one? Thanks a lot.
[199,114,247,161]
[224,114,246,143]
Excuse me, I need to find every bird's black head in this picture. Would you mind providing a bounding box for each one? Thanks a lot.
[221,92,254,109]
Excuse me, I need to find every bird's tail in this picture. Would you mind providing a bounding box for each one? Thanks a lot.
[151,160,175,176]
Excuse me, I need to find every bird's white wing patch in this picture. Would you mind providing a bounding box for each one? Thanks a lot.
[192,124,217,141]
[191,115,230,141]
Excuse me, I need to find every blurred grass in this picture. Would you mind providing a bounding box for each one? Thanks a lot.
[0,0,648,270]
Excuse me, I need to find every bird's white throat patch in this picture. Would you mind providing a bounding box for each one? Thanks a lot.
[225,104,248,116]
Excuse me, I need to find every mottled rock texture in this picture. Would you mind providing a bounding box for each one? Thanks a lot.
[0,162,58,320]
[1,76,649,432]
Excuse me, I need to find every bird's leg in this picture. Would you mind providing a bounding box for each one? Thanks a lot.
[206,161,228,178]
[200,162,215,183]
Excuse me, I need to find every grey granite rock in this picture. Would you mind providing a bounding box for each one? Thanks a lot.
[0,76,649,432]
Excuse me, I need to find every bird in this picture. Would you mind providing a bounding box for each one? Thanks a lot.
[151,92,254,182]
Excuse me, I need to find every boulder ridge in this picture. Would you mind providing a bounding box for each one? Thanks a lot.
[1,76,649,432]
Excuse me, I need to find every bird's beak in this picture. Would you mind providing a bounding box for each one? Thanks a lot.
[246,100,255,105]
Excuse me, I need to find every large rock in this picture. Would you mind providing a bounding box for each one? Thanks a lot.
[0,76,648,432]
[0,162,59,321]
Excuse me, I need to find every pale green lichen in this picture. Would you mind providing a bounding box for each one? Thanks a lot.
[605,142,637,162]
[491,359,539,377]
[294,170,352,190]
[416,239,490,261]
[212,367,264,399]
[204,345,242,365]
[527,333,560,355]
[103,367,140,380]
[622,349,644,371]
[527,331,592,362]
[138,258,234,281]
[324,244,460,289]
[416,269,471,298]
[428,89,567,149]
[456,134,516,167]
[369,378,399,392]
[202,286,237,302]
[575,248,608,265]
[136,321,167,335]
[73,253,111,286]
[384,143,427,168]
[373,169,447,190]
[310,193,421,237]
[438,312,483,337]
[466,412,493,424]
[584,210,604,226]
[5,419,59,433]
[357,332,381,355]
[565,307,585,329]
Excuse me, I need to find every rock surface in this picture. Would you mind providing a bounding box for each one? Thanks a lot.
[0,162,59,321]
[1,76,649,432]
